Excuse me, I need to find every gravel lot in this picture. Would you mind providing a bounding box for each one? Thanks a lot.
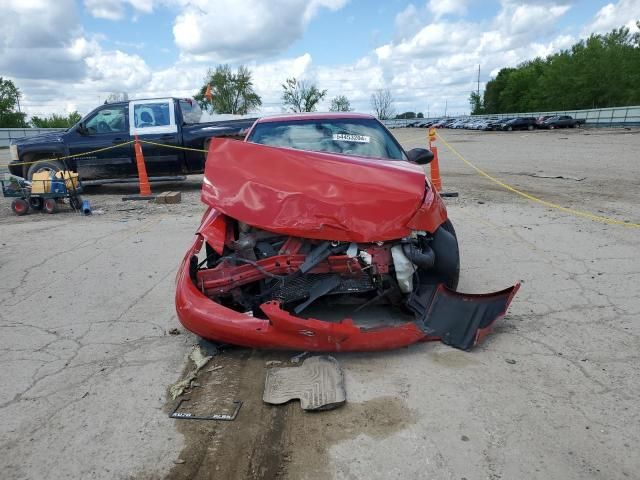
[1,128,639,479]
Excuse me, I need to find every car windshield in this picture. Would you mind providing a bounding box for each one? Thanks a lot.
[248,118,406,160]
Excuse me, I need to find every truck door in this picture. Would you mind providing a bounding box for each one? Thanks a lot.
[67,104,134,179]
[129,99,182,176]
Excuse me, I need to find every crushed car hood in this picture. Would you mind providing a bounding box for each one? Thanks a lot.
[202,139,429,242]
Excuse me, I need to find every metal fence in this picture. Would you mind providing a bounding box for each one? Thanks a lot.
[382,105,640,128]
[0,128,66,148]
[471,105,640,127]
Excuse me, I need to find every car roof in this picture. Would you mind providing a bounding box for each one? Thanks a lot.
[255,112,376,124]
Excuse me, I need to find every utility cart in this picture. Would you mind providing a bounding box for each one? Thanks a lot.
[1,167,84,216]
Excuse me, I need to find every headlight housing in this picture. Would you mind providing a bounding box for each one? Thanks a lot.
[9,144,18,161]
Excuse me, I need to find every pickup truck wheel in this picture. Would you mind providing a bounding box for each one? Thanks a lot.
[27,159,63,181]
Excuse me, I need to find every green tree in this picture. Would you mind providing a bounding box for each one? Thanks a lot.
[31,111,82,128]
[395,111,416,119]
[417,112,424,118]
[468,91,484,114]
[0,77,27,127]
[282,77,327,112]
[329,95,352,112]
[480,22,640,113]
[195,65,262,114]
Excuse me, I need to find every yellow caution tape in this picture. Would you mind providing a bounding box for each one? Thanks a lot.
[137,139,208,153]
[0,140,135,168]
[436,132,640,229]
[0,138,211,169]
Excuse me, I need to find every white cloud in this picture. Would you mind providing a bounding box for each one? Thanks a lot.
[500,3,571,36]
[84,0,157,20]
[428,0,468,20]
[588,0,640,34]
[7,0,633,121]
[394,4,422,40]
[85,51,152,90]
[1,0,154,117]
[172,0,348,62]
[0,0,86,81]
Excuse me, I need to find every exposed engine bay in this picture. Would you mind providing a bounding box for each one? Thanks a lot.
[189,216,518,351]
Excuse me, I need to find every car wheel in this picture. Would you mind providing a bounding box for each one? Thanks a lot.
[43,198,57,214]
[527,125,534,130]
[440,219,460,290]
[27,159,63,181]
[421,219,460,291]
[11,198,29,216]
[507,126,513,131]
[549,125,555,130]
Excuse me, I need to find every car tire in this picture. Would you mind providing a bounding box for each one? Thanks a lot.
[507,126,513,131]
[11,198,29,216]
[527,125,534,131]
[549,125,555,130]
[27,159,64,181]
[440,219,460,290]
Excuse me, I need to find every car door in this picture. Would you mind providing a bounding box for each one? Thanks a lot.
[66,104,135,179]
[129,99,182,176]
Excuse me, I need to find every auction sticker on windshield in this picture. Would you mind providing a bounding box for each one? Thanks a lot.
[333,133,370,143]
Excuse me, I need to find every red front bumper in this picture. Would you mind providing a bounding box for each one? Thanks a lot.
[175,235,520,352]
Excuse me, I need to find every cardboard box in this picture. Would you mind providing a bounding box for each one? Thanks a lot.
[31,172,53,194]
[55,171,80,191]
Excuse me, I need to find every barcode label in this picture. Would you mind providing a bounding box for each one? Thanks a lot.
[332,133,370,143]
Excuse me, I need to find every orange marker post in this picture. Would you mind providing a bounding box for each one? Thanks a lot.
[427,127,442,192]
[430,146,443,192]
[123,135,156,200]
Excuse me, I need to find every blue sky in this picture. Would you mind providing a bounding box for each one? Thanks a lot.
[2,0,639,117]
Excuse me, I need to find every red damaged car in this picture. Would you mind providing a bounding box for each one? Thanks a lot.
[176,113,519,352]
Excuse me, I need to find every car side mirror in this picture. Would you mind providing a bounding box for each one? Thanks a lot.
[406,148,434,165]
[77,122,88,135]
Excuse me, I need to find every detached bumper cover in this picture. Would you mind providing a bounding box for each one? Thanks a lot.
[176,235,520,352]
[408,284,520,350]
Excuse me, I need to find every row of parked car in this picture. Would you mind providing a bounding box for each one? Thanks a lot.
[405,115,586,131]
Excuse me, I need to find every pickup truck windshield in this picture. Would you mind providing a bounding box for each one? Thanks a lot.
[247,118,406,160]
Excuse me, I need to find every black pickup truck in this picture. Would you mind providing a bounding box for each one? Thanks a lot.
[9,98,256,183]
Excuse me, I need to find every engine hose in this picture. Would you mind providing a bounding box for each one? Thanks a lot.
[402,243,435,270]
